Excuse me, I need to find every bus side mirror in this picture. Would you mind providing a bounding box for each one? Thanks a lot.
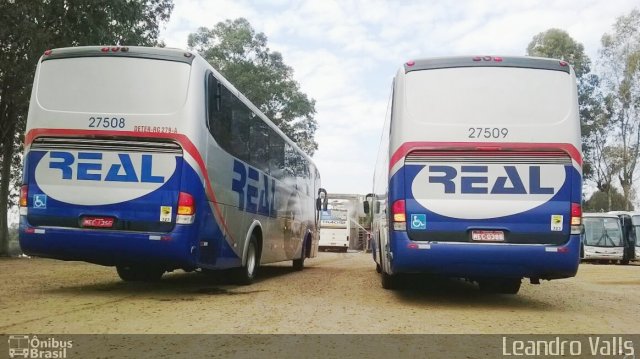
[317,188,328,211]
[364,193,374,215]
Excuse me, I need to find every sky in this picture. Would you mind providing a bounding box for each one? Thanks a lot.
[160,0,639,196]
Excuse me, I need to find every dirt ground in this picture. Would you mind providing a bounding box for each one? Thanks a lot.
[0,252,638,334]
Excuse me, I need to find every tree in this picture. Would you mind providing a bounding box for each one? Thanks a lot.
[0,0,174,256]
[188,18,318,155]
[599,9,640,211]
[584,187,634,212]
[526,29,604,183]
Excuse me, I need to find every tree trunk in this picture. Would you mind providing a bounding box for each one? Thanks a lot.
[0,102,17,257]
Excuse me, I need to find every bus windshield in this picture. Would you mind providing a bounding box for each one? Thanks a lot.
[405,67,571,125]
[37,57,191,114]
[583,217,623,247]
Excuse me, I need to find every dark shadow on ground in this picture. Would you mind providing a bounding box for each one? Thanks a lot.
[383,273,557,311]
[44,264,317,297]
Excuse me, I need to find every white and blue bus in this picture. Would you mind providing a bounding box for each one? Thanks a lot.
[19,46,324,284]
[366,56,582,294]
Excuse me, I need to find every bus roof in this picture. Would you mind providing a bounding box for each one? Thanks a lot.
[403,55,571,75]
[583,213,621,219]
[42,46,196,65]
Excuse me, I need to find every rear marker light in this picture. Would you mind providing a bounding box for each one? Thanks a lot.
[559,61,568,67]
[101,47,109,52]
[184,52,192,58]
[111,47,120,52]
[406,60,415,67]
[25,228,35,234]
[493,56,503,62]
[483,56,492,61]
[472,56,481,61]
[43,49,52,56]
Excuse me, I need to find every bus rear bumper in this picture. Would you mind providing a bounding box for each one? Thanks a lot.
[390,233,581,280]
[18,223,197,269]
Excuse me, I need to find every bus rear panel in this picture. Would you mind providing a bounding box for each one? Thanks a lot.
[373,56,582,291]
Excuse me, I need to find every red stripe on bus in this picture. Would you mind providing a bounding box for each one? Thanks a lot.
[25,128,234,241]
[389,141,582,170]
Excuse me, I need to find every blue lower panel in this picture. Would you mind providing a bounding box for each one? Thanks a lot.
[19,222,197,269]
[390,232,580,279]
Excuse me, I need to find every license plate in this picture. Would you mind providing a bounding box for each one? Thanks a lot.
[81,217,115,228]
[471,230,504,242]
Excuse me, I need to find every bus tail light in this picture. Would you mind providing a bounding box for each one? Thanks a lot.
[570,203,582,235]
[177,192,195,224]
[19,185,28,216]
[20,185,28,207]
[392,200,406,231]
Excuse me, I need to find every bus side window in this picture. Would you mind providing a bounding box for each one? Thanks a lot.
[230,103,250,162]
[207,73,233,151]
[249,119,269,173]
[269,128,285,179]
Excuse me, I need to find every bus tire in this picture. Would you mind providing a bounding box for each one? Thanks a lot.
[116,265,164,282]
[479,278,521,294]
[293,238,306,271]
[233,234,260,285]
[375,263,381,273]
[381,271,398,290]
[621,259,630,265]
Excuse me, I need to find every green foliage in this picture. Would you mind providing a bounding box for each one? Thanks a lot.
[188,18,318,155]
[527,28,591,77]
[584,187,634,212]
[526,29,604,182]
[598,8,640,210]
[0,0,174,255]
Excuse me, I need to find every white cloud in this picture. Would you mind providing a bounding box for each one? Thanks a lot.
[160,0,639,195]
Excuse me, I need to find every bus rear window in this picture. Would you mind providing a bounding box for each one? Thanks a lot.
[405,67,572,125]
[37,57,190,114]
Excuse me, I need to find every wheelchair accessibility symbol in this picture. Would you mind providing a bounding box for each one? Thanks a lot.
[410,214,426,230]
[33,194,47,209]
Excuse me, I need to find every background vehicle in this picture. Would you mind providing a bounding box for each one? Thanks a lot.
[608,211,636,264]
[631,212,640,261]
[19,46,324,283]
[365,56,582,294]
[582,213,625,264]
[319,206,350,252]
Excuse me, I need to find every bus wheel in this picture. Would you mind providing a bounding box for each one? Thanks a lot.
[293,238,306,271]
[234,234,260,285]
[479,278,521,294]
[116,265,164,282]
[381,271,398,290]
[375,263,381,273]
[621,259,630,265]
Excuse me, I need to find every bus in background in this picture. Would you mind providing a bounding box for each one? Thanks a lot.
[19,46,324,284]
[365,56,582,294]
[319,206,350,252]
[630,213,640,261]
[608,211,637,264]
[582,213,625,264]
